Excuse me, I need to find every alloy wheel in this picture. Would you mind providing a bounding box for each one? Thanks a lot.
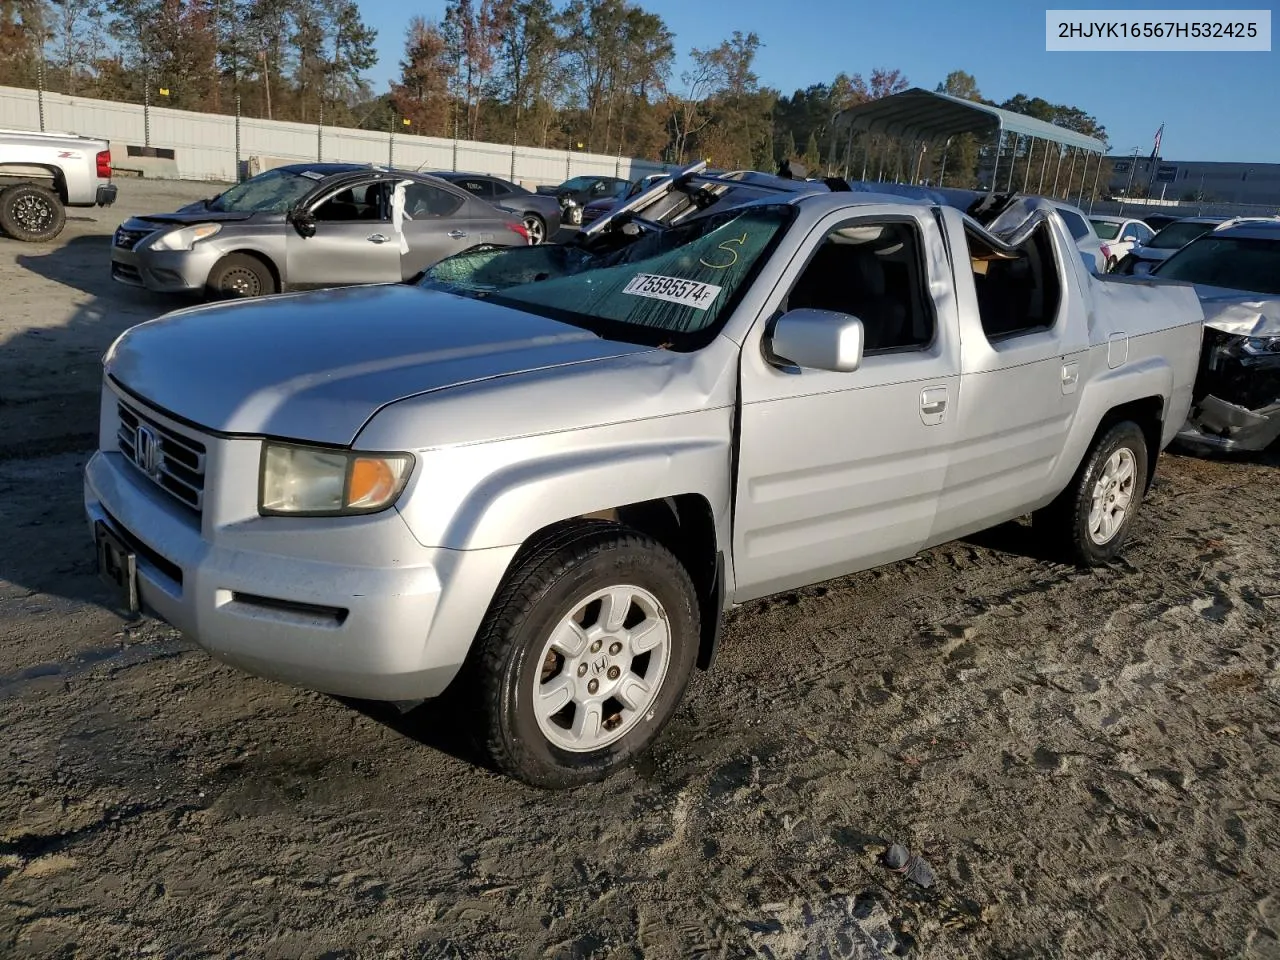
[532,584,671,752]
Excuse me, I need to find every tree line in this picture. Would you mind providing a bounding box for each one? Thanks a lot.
[0,0,1109,190]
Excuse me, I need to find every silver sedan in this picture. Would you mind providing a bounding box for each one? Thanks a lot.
[110,163,530,299]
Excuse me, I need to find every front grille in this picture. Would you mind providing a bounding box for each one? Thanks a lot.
[114,226,154,249]
[117,399,207,513]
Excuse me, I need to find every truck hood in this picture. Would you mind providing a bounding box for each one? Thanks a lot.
[106,285,651,444]
[1193,285,1280,337]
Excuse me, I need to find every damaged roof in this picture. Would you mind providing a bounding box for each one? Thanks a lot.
[833,88,1107,154]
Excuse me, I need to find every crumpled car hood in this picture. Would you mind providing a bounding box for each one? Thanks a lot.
[106,285,651,445]
[1194,285,1280,337]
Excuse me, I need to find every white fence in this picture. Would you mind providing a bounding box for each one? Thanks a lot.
[0,85,669,186]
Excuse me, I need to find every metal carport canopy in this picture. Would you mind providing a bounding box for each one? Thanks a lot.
[833,88,1106,153]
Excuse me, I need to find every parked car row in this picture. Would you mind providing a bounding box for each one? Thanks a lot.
[89,162,1215,788]
[107,164,684,300]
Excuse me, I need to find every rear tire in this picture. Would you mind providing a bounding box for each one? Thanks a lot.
[207,252,277,299]
[465,520,699,789]
[1034,421,1149,566]
[0,183,66,242]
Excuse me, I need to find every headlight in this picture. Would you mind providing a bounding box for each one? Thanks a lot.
[259,443,414,516]
[1241,336,1280,357]
[149,223,222,251]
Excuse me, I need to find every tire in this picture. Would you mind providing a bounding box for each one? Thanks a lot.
[1034,421,1149,566]
[1105,256,1118,273]
[0,183,66,242]
[466,520,699,788]
[207,252,277,299]
[522,213,546,245]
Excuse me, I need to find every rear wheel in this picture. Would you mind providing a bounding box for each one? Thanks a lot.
[0,183,66,242]
[1034,421,1149,566]
[207,252,277,299]
[1105,256,1118,273]
[466,521,699,788]
[522,214,546,245]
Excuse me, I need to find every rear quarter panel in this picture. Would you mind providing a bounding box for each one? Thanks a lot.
[1039,276,1203,504]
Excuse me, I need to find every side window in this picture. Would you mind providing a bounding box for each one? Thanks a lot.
[784,220,934,353]
[313,182,388,222]
[1058,209,1090,241]
[403,182,465,219]
[489,179,512,197]
[966,223,1062,342]
[459,179,494,198]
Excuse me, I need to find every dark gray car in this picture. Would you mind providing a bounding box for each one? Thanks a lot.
[111,163,529,299]
[427,171,562,245]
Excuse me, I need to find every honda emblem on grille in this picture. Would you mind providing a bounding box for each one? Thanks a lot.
[134,424,162,479]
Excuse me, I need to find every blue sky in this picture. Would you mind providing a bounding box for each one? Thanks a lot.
[358,0,1277,163]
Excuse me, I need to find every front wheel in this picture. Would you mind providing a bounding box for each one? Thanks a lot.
[466,521,699,788]
[207,252,277,299]
[1034,421,1149,566]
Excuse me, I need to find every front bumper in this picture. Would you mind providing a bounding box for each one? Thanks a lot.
[1177,397,1280,453]
[111,241,221,294]
[84,441,517,701]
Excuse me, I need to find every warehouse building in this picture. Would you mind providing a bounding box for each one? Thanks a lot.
[1108,156,1280,205]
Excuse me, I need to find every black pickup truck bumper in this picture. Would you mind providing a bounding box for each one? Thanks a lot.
[96,183,119,207]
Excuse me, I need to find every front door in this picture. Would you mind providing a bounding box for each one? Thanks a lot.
[286,180,402,289]
[732,211,962,602]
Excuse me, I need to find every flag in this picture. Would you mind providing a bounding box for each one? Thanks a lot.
[1149,123,1164,159]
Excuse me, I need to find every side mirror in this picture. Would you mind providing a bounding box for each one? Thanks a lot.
[290,211,317,239]
[770,308,865,372]
[1122,234,1137,243]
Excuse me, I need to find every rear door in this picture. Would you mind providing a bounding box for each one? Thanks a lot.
[397,179,478,278]
[934,214,1087,542]
[286,179,402,288]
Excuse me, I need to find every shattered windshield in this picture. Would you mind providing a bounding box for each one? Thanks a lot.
[557,176,600,192]
[419,204,793,348]
[1154,236,1280,295]
[209,169,320,213]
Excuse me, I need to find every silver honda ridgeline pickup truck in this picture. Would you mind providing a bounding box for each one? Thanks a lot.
[86,166,1204,787]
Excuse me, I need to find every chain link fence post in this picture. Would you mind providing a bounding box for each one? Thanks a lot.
[37,54,46,131]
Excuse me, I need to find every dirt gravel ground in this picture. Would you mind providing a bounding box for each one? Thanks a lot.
[2,180,1280,960]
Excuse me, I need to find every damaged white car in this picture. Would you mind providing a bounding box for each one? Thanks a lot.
[1152,218,1280,453]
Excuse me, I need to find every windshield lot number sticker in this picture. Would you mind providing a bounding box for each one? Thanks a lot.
[623,273,722,310]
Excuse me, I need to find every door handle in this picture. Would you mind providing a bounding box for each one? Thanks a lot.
[1061,359,1080,394]
[367,233,389,243]
[920,386,949,425]
[448,229,468,239]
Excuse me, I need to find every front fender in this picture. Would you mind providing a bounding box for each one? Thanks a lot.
[398,435,732,553]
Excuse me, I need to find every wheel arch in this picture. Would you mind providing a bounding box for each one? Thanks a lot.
[211,248,282,292]
[1093,395,1165,492]
[507,494,724,673]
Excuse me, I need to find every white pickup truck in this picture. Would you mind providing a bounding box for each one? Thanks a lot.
[0,128,118,241]
[85,168,1205,787]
